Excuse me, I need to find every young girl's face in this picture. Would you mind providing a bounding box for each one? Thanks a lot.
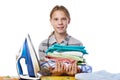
[50,10,70,34]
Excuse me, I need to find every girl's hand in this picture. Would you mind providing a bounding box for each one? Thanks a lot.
[65,61,80,76]
[49,61,66,76]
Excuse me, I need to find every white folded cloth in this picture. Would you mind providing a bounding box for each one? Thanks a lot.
[75,70,120,80]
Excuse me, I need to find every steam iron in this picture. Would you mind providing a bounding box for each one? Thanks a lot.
[16,34,41,80]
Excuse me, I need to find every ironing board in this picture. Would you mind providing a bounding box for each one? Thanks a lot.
[41,76,75,80]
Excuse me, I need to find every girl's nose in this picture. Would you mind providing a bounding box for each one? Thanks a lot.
[58,20,62,24]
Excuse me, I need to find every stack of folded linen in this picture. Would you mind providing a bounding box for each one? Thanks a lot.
[40,44,92,76]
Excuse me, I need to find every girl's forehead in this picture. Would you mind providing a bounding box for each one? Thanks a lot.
[52,10,67,17]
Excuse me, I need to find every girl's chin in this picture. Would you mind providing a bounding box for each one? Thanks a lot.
[57,31,66,34]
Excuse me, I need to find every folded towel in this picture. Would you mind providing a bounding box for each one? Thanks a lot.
[46,44,88,55]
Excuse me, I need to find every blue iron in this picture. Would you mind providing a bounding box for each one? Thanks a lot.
[16,34,40,79]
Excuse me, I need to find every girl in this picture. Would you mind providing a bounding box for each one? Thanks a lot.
[39,5,83,76]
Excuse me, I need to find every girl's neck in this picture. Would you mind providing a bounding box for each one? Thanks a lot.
[54,32,67,43]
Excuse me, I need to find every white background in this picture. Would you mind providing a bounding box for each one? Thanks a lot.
[0,0,120,76]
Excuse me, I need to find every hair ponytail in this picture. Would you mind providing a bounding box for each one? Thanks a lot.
[48,31,54,39]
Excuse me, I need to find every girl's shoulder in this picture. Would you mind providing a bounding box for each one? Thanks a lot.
[69,36,83,46]
[39,38,49,48]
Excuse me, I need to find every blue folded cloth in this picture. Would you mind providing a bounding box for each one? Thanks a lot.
[45,43,88,55]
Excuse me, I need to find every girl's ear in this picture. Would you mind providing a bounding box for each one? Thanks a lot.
[50,19,51,23]
[68,19,71,24]
[50,19,52,25]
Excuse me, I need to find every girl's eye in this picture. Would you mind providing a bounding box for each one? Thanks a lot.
[62,18,67,21]
[54,18,58,21]
[53,17,67,21]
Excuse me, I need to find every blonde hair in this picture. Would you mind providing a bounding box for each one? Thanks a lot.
[50,5,71,20]
[48,31,54,38]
